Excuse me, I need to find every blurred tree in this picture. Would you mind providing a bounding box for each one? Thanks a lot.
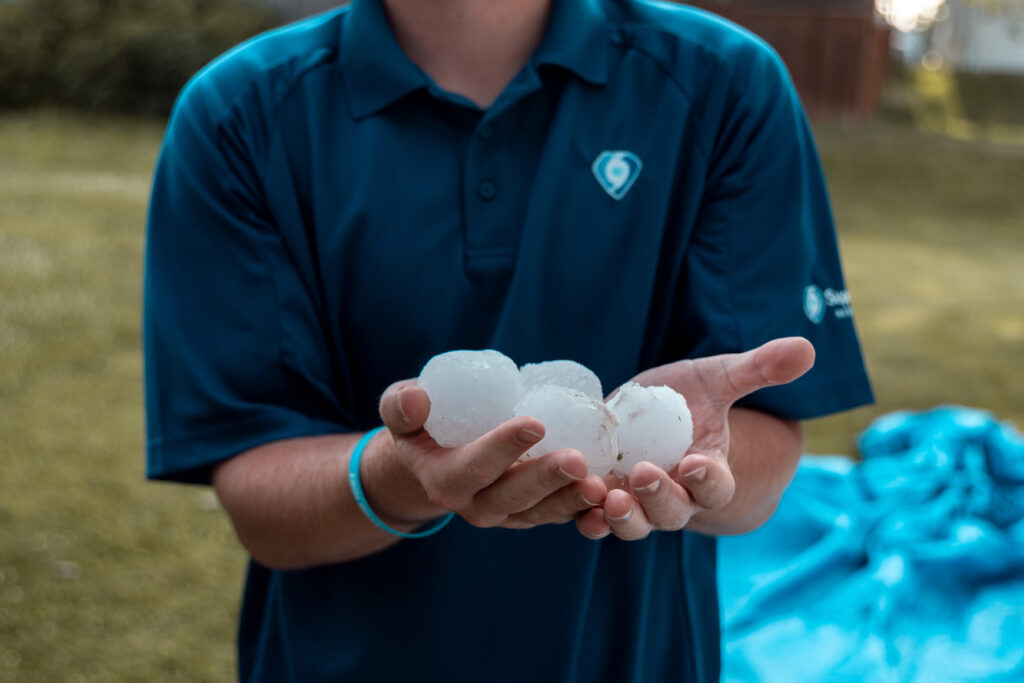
[961,0,1024,12]
[0,0,282,116]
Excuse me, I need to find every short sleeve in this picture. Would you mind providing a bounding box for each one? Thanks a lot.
[675,41,873,420]
[143,74,349,484]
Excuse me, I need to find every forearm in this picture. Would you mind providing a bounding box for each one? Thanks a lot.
[686,407,802,536]
[212,431,444,570]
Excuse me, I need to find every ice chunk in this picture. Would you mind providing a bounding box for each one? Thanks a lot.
[606,382,693,476]
[520,360,603,401]
[514,385,619,475]
[418,350,524,447]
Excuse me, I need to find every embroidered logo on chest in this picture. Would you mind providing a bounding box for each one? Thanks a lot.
[592,150,643,200]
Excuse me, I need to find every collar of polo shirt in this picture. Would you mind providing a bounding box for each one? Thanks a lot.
[341,0,610,120]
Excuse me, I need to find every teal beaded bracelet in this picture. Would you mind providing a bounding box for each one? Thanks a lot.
[348,426,455,539]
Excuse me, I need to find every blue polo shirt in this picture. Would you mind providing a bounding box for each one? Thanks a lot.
[144,0,873,681]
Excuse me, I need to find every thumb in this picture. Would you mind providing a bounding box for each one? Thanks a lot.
[705,337,816,405]
[379,380,431,438]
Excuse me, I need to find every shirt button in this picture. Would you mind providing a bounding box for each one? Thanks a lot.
[478,124,494,140]
[477,179,497,201]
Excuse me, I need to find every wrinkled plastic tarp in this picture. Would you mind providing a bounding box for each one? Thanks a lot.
[718,406,1024,682]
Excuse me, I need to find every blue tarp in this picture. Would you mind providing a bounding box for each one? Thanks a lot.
[718,406,1024,682]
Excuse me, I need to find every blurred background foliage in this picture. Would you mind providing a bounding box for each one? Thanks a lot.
[881,63,1024,140]
[0,0,282,116]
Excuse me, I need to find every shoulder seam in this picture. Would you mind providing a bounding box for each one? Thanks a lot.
[189,13,344,183]
[256,46,337,187]
[609,27,723,163]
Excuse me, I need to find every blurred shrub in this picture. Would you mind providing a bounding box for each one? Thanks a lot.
[955,72,1024,127]
[0,0,283,116]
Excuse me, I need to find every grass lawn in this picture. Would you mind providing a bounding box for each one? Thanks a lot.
[1,110,1022,681]
[805,122,1024,455]
[0,112,243,682]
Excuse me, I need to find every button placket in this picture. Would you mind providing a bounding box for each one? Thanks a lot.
[476,179,497,201]
[472,120,498,202]
[463,117,515,268]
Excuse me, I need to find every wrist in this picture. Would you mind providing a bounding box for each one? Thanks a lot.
[357,429,447,528]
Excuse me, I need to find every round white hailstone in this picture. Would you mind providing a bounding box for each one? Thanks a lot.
[519,360,603,401]
[606,382,693,476]
[513,385,619,475]
[418,349,524,448]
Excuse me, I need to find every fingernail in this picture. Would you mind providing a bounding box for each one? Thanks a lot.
[396,388,410,424]
[684,465,708,483]
[557,466,583,482]
[576,493,598,507]
[585,529,611,540]
[635,479,661,495]
[607,508,633,524]
[517,428,543,445]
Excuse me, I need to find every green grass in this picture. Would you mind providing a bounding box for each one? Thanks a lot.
[1,110,1022,681]
[803,122,1024,455]
[0,111,244,682]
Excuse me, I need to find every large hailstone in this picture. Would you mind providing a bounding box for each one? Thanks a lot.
[519,360,603,401]
[513,385,619,475]
[606,382,693,476]
[418,349,524,447]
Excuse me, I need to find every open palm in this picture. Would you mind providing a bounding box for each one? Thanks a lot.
[577,337,816,540]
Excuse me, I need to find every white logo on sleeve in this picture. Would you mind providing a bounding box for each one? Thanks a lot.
[592,151,642,200]
[803,285,825,324]
[804,284,853,324]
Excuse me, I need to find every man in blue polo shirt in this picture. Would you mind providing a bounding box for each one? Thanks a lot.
[144,0,873,680]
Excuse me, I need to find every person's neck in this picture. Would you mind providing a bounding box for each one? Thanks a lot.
[381,0,553,109]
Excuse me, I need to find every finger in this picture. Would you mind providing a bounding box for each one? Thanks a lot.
[473,449,588,518]
[703,337,816,405]
[379,380,430,438]
[603,488,653,541]
[576,506,611,540]
[437,416,546,504]
[673,452,735,511]
[628,462,697,531]
[504,471,607,528]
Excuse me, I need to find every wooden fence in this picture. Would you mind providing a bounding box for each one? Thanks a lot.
[685,4,891,122]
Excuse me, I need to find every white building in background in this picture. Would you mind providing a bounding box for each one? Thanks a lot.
[932,0,1024,73]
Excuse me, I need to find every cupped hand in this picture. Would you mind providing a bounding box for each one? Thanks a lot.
[576,337,815,540]
[372,381,609,532]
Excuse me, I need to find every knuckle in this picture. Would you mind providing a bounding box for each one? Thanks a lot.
[698,481,734,510]
[464,459,499,488]
[425,488,460,512]
[507,509,541,528]
[655,512,690,532]
[461,509,502,529]
[478,484,533,516]
[462,515,489,529]
[534,502,574,526]
[423,471,483,511]
[502,492,537,515]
